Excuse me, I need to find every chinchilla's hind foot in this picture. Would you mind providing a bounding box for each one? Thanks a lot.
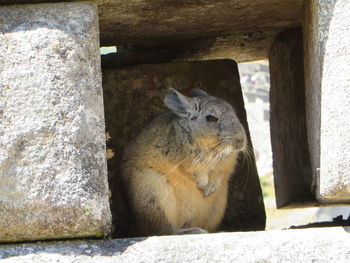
[172,228,208,235]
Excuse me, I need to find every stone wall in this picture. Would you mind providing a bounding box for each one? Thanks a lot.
[0,0,349,248]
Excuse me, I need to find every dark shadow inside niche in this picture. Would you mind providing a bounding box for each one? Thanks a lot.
[101,58,266,238]
[268,28,315,209]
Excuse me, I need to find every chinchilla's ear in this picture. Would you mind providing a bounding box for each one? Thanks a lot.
[164,88,194,117]
[190,88,208,97]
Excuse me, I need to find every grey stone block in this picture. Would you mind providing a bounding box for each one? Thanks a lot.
[0,227,350,262]
[0,2,111,242]
[103,60,265,237]
[304,0,350,202]
[269,28,313,207]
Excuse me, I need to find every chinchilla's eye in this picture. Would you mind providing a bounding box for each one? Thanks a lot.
[206,115,218,122]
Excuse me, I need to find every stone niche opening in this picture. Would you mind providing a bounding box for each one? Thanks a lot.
[102,59,266,238]
[1,0,349,245]
[101,22,350,237]
[96,0,348,237]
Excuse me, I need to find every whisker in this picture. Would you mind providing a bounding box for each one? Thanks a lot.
[240,145,256,190]
[162,142,223,197]
[192,142,223,169]
[156,154,193,204]
[165,155,190,176]
[202,144,226,170]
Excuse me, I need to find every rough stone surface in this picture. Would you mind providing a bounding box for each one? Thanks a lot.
[98,0,301,48]
[303,0,350,202]
[0,3,111,242]
[0,0,303,43]
[0,227,350,262]
[1,0,302,62]
[103,60,265,237]
[174,30,281,63]
[269,28,313,207]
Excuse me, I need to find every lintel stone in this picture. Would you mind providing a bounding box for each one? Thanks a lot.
[1,0,303,62]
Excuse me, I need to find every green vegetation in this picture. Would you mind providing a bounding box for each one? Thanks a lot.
[259,173,275,199]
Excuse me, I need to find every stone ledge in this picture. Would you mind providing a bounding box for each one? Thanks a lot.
[1,227,350,262]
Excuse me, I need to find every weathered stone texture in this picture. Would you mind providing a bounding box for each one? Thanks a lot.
[97,0,301,63]
[304,0,350,202]
[175,30,280,63]
[269,28,313,207]
[1,0,302,62]
[1,227,350,262]
[0,3,111,242]
[97,0,302,46]
[0,0,303,43]
[103,60,265,237]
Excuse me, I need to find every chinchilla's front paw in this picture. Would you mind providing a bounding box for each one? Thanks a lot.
[194,172,209,191]
[202,180,220,198]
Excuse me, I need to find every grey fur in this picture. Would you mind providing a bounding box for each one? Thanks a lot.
[166,88,246,154]
[190,88,209,97]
